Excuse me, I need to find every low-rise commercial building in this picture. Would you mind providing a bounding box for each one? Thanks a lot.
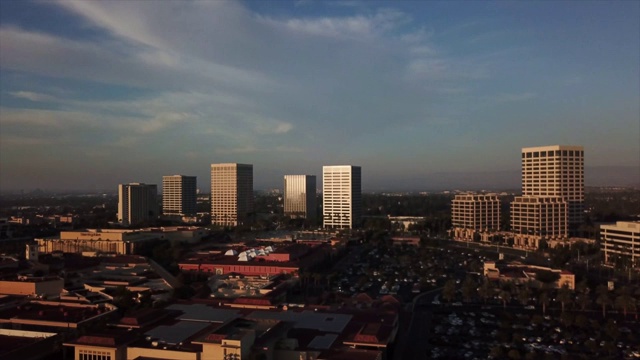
[484,261,575,290]
[36,229,158,255]
[601,221,640,268]
[0,275,63,297]
[64,302,397,360]
[179,243,330,277]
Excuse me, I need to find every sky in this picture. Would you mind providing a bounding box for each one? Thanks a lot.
[1,0,638,192]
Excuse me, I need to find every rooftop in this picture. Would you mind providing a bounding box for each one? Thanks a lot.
[0,301,112,324]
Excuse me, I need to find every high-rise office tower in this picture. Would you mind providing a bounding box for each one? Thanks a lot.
[284,175,317,223]
[210,163,253,226]
[521,145,584,228]
[162,175,197,216]
[510,145,584,248]
[323,165,362,229]
[117,183,158,226]
[451,194,501,241]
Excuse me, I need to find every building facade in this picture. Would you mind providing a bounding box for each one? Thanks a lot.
[210,163,253,227]
[323,165,362,229]
[510,196,568,249]
[509,145,584,248]
[284,175,317,222]
[601,221,640,268]
[162,175,197,216]
[521,145,584,229]
[451,194,501,241]
[117,183,158,226]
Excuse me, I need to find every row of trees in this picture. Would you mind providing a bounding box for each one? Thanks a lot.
[441,275,639,319]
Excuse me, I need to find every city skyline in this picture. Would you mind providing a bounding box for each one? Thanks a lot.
[1,1,639,192]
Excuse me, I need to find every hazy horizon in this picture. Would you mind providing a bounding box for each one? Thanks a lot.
[0,165,637,195]
[1,1,638,192]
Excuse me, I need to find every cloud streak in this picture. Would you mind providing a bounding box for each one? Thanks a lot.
[0,0,637,191]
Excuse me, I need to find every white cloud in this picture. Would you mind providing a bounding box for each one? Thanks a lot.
[261,8,408,40]
[9,91,57,102]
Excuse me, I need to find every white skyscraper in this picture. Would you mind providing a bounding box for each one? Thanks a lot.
[162,175,197,216]
[117,183,158,226]
[284,175,317,223]
[323,165,362,229]
[210,163,253,226]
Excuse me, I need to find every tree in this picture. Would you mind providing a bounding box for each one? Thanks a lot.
[614,286,636,318]
[499,288,512,309]
[461,277,477,303]
[596,284,612,318]
[489,346,504,359]
[507,349,521,360]
[557,285,573,313]
[576,293,592,311]
[518,286,532,306]
[538,290,550,316]
[443,279,456,303]
[535,270,560,288]
[478,280,493,304]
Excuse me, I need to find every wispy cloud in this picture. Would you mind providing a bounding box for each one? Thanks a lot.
[9,91,57,102]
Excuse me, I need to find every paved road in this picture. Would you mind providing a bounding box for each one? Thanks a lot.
[396,287,442,360]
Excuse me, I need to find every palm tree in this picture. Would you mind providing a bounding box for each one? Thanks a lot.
[596,284,612,318]
[538,290,550,316]
[614,286,636,318]
[557,285,573,314]
[499,288,512,309]
[518,286,532,307]
[478,280,493,304]
[576,293,592,311]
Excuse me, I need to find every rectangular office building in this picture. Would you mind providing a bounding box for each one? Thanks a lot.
[162,175,197,216]
[323,165,361,229]
[211,163,253,226]
[601,221,640,268]
[510,196,567,249]
[284,175,317,223]
[521,145,584,228]
[451,194,500,241]
[118,183,158,226]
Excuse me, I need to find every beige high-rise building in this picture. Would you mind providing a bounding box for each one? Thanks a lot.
[601,221,640,268]
[162,175,197,216]
[451,194,500,241]
[323,165,361,229]
[210,163,253,226]
[521,145,584,228]
[284,175,317,223]
[117,183,158,226]
[510,145,584,248]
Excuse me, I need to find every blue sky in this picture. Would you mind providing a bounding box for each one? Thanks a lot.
[1,0,638,192]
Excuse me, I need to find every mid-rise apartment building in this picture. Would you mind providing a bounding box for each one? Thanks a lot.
[283,175,317,223]
[323,165,362,229]
[162,175,197,216]
[451,194,500,241]
[210,163,253,226]
[601,221,640,268]
[117,183,158,226]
